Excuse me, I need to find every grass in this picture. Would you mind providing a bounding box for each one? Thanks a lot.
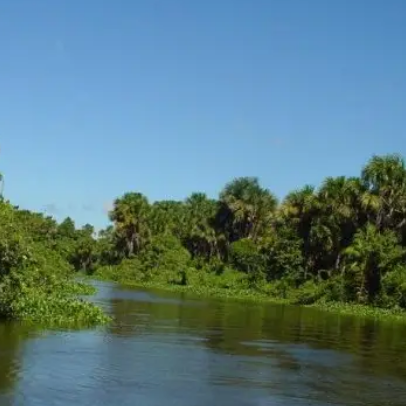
[64,280,98,296]
[121,278,290,304]
[308,300,406,323]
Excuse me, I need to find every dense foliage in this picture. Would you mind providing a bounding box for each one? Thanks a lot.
[3,153,406,324]
[0,196,109,326]
[91,154,406,313]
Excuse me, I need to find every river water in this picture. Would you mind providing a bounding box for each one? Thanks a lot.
[1,281,406,406]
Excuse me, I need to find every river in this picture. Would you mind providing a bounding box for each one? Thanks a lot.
[1,280,406,405]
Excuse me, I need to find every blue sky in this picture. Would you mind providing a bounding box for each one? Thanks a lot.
[1,0,405,229]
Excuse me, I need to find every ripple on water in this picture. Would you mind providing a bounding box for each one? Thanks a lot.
[2,285,406,406]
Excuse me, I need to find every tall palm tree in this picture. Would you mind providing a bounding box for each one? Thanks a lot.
[315,176,365,272]
[278,185,318,270]
[149,200,185,238]
[218,177,277,242]
[183,193,219,259]
[343,224,405,304]
[109,192,151,257]
[361,154,406,231]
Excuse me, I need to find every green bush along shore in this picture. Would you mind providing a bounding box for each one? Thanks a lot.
[0,194,110,327]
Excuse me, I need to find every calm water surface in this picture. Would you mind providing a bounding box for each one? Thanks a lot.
[1,281,406,406]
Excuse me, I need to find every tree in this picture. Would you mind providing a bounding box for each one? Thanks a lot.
[109,192,151,257]
[278,185,318,274]
[361,154,406,231]
[217,177,277,242]
[342,224,405,304]
[260,225,304,283]
[314,176,365,273]
[70,224,98,272]
[182,193,219,259]
[148,200,185,238]
[95,225,120,267]
[229,238,266,284]
[57,217,76,239]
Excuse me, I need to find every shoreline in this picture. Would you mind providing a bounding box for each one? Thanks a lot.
[92,276,406,324]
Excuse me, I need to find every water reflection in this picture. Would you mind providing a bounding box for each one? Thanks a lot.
[1,281,406,406]
[0,323,24,395]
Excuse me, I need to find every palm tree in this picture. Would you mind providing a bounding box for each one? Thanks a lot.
[361,154,406,231]
[109,192,151,257]
[183,193,219,259]
[278,185,318,272]
[218,177,277,242]
[279,185,317,228]
[149,200,185,238]
[315,176,365,272]
[343,224,405,304]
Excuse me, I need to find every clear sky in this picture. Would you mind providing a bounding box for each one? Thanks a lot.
[1,0,405,229]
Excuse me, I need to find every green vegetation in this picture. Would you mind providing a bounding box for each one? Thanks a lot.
[0,195,110,327]
[3,153,406,326]
[88,153,406,320]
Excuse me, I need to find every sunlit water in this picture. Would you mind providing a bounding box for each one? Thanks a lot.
[1,280,406,405]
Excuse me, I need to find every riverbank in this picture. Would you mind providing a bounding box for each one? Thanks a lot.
[91,273,406,324]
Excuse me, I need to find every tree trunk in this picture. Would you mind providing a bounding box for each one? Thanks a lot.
[127,238,134,257]
[335,253,341,272]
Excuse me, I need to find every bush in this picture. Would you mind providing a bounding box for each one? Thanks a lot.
[293,280,326,305]
[380,265,406,308]
[229,238,266,286]
[0,201,109,326]
[260,226,305,283]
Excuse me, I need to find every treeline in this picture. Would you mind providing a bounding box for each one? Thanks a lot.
[2,153,406,324]
[91,153,406,311]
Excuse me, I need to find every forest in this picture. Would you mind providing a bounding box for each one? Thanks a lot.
[1,153,406,325]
